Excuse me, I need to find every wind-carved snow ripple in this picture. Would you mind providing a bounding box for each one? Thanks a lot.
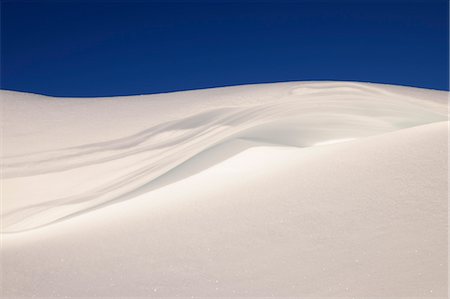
[1,83,448,232]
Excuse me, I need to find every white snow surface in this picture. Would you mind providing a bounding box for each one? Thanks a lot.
[1,81,448,297]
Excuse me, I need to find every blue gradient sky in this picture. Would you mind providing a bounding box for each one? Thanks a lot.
[1,0,448,96]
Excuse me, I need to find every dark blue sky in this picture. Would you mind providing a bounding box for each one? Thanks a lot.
[1,0,448,97]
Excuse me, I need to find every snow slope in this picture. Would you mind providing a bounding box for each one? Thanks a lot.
[1,81,448,297]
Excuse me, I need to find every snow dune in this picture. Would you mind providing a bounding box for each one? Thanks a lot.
[1,81,448,297]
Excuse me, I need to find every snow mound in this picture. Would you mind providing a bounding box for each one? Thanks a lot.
[1,81,448,297]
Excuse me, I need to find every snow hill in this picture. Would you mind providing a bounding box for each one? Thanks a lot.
[1,81,448,297]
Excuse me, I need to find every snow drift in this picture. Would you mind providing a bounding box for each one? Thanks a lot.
[1,81,448,297]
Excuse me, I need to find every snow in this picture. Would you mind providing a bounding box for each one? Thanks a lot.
[1,81,448,297]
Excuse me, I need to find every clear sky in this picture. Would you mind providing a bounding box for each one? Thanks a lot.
[1,0,448,97]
